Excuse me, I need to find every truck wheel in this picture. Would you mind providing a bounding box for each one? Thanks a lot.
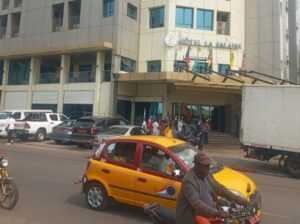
[286,157,300,178]
[36,129,47,142]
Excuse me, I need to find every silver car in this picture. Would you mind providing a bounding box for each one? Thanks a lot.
[92,125,146,150]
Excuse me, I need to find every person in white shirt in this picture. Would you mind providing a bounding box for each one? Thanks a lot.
[152,119,160,136]
[7,115,16,144]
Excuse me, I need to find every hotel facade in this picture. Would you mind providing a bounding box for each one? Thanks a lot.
[0,0,248,135]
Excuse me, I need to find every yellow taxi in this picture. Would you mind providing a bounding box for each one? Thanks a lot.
[81,136,261,213]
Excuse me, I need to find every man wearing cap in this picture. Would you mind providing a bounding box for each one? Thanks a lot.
[176,152,248,224]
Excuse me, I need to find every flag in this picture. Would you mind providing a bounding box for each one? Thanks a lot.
[183,46,192,71]
[208,48,213,71]
[230,50,235,68]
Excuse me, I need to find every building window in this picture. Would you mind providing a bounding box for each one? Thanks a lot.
[121,57,136,72]
[147,60,161,72]
[217,11,230,35]
[69,0,81,29]
[52,3,64,32]
[176,7,193,28]
[174,60,187,72]
[69,53,96,83]
[192,61,210,74]
[39,56,61,84]
[11,12,21,37]
[197,9,214,31]
[14,0,21,8]
[0,15,7,39]
[103,0,114,17]
[149,6,164,28]
[218,64,230,75]
[103,51,112,82]
[8,58,30,85]
[127,3,137,20]
[2,0,9,10]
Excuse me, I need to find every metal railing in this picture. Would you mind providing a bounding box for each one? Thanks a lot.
[217,22,230,35]
[68,71,95,83]
[11,26,20,37]
[69,16,80,29]
[39,72,60,84]
[0,27,6,39]
[52,18,63,32]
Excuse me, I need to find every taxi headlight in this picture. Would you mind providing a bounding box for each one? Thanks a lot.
[1,159,8,167]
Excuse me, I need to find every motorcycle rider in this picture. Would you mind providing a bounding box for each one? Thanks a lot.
[176,152,248,224]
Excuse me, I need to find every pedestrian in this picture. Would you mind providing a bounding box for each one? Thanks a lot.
[176,152,248,224]
[152,119,160,136]
[147,117,153,134]
[6,114,16,145]
[200,118,209,145]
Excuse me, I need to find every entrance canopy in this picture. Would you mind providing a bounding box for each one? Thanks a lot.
[115,71,293,93]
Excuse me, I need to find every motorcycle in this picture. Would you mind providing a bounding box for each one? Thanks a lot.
[0,156,19,209]
[144,201,260,224]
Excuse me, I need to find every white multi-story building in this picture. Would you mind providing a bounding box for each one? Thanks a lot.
[245,0,300,83]
[0,0,248,134]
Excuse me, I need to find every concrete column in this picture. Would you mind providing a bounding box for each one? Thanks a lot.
[110,55,121,116]
[93,51,104,115]
[27,57,38,109]
[0,60,9,110]
[57,55,70,113]
[63,1,69,31]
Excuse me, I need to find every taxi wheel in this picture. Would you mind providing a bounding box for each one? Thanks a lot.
[85,182,109,210]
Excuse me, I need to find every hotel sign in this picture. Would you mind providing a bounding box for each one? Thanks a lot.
[164,32,242,49]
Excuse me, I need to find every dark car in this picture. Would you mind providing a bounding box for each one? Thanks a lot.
[49,120,76,144]
[71,116,129,147]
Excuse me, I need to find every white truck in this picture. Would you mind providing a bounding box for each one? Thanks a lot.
[240,85,300,177]
[15,112,69,141]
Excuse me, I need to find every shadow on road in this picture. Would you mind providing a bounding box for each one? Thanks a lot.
[65,193,149,222]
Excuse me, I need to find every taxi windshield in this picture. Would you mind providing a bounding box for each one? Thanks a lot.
[170,143,223,173]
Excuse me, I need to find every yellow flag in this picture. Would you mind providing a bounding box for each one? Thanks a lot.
[230,50,235,67]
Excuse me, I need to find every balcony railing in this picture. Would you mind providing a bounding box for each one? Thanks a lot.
[0,27,6,39]
[11,26,20,37]
[217,22,230,35]
[69,71,95,83]
[52,18,63,32]
[39,72,60,84]
[69,16,80,29]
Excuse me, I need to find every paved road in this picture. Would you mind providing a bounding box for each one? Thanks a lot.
[0,141,298,224]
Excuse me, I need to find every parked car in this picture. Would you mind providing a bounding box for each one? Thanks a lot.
[49,120,76,144]
[81,136,261,222]
[92,125,146,150]
[0,110,53,137]
[71,116,129,148]
[15,112,69,141]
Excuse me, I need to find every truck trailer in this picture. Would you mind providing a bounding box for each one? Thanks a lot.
[241,85,300,177]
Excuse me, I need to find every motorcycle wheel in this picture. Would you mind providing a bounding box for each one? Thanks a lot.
[0,179,19,210]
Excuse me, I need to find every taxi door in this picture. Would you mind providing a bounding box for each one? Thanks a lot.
[133,143,182,209]
[97,141,140,206]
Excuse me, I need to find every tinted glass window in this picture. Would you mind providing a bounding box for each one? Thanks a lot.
[75,119,94,128]
[130,127,144,135]
[176,7,193,28]
[103,127,128,135]
[150,6,164,28]
[0,113,9,119]
[197,9,214,31]
[12,112,21,120]
[106,142,136,165]
[49,114,58,121]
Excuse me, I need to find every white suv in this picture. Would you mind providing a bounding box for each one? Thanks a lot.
[17,112,69,141]
[0,110,53,137]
